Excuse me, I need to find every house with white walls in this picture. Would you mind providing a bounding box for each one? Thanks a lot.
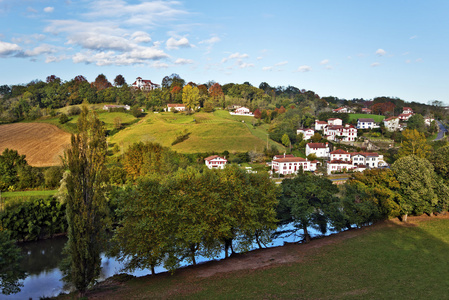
[271,156,318,175]
[204,155,227,169]
[306,142,330,158]
[297,128,315,140]
[383,116,401,131]
[357,118,376,129]
[315,120,328,131]
[132,77,160,90]
[165,104,186,112]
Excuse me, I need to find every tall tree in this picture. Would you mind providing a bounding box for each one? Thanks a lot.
[398,129,431,158]
[113,75,126,87]
[92,74,112,91]
[182,85,200,112]
[61,106,108,297]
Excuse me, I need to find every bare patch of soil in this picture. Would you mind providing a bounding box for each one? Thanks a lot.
[0,123,71,167]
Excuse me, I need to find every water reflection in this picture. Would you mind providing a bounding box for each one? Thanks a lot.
[2,224,334,299]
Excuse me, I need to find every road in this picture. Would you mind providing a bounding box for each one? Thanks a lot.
[434,120,448,141]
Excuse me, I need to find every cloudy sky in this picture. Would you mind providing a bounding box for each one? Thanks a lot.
[0,0,448,104]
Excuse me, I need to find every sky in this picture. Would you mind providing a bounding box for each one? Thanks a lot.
[0,0,448,104]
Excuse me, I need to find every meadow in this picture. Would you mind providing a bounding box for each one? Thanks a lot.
[58,216,449,299]
[109,110,285,154]
[349,113,385,123]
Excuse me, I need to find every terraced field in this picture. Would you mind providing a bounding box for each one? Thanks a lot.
[0,123,71,166]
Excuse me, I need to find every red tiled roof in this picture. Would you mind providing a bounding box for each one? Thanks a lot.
[330,149,350,155]
[273,157,307,163]
[205,155,227,161]
[307,143,328,148]
[274,154,295,159]
[316,121,327,124]
[167,104,186,107]
[384,116,398,121]
[328,160,352,164]
[358,118,375,122]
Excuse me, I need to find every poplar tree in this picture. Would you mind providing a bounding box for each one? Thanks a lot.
[62,105,108,297]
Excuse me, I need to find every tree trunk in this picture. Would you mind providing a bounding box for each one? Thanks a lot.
[255,232,263,249]
[402,213,408,222]
[190,244,196,265]
[151,265,155,275]
[303,226,311,243]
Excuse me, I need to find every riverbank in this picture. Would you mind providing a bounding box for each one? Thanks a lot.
[56,214,449,299]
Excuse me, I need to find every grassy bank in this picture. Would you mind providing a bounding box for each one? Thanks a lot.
[349,113,385,123]
[58,216,449,299]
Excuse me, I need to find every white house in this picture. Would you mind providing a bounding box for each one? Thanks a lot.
[351,152,380,168]
[306,142,330,158]
[271,156,318,175]
[204,155,227,169]
[315,120,328,131]
[103,104,131,111]
[165,104,186,112]
[297,128,315,140]
[328,118,342,126]
[402,107,413,114]
[425,117,435,126]
[330,149,351,161]
[398,113,413,121]
[132,77,160,91]
[383,116,400,132]
[231,106,254,116]
[361,108,372,114]
[357,118,377,129]
[324,124,357,142]
[332,107,349,113]
[327,160,354,175]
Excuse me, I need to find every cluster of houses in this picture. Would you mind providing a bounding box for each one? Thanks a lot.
[298,118,358,142]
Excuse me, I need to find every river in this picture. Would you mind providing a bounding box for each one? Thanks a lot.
[2,224,334,299]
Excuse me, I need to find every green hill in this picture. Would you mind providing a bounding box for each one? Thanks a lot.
[109,110,285,154]
[349,113,385,123]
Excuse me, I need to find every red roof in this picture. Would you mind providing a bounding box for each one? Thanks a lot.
[328,118,341,121]
[274,154,295,159]
[328,159,352,164]
[273,157,307,163]
[351,152,379,157]
[330,149,350,155]
[167,104,186,107]
[316,121,327,124]
[307,143,328,148]
[205,155,227,162]
[358,118,375,122]
[384,116,398,121]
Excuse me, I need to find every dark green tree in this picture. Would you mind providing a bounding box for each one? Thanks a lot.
[0,230,26,295]
[61,105,108,297]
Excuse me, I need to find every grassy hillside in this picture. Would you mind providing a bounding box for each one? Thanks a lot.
[349,113,385,123]
[58,216,449,299]
[109,110,285,154]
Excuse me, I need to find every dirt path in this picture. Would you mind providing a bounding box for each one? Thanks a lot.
[0,123,71,167]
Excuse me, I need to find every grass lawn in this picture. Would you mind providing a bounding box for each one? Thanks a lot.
[109,110,285,154]
[1,190,57,198]
[349,113,385,123]
[59,216,449,299]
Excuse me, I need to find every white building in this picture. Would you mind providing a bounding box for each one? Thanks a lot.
[398,113,413,121]
[383,116,400,132]
[357,118,376,129]
[103,104,131,111]
[327,160,354,175]
[315,120,328,131]
[204,155,227,169]
[328,118,342,126]
[306,142,330,158]
[351,152,380,168]
[402,107,414,114]
[297,128,315,140]
[330,149,351,161]
[132,77,160,91]
[271,156,318,175]
[326,150,383,175]
[231,106,254,116]
[324,124,357,142]
[425,117,435,126]
[165,104,186,112]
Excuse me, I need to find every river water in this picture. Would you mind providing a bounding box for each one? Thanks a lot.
[2,224,334,299]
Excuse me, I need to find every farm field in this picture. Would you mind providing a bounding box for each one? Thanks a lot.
[0,123,71,167]
[349,113,385,123]
[57,215,449,299]
[109,110,285,154]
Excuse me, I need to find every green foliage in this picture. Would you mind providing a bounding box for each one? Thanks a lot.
[62,106,109,296]
[406,113,425,132]
[110,166,279,273]
[0,149,28,191]
[398,129,431,159]
[0,230,26,295]
[278,173,341,242]
[59,113,69,124]
[171,129,191,146]
[391,155,449,220]
[0,197,67,241]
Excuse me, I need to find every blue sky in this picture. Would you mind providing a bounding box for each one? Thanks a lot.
[0,0,448,104]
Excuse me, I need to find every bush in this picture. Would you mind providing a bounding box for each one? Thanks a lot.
[59,113,69,124]
[67,106,82,116]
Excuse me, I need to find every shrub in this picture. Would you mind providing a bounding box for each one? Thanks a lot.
[59,113,69,124]
[67,106,82,116]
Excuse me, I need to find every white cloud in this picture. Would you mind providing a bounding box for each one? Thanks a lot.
[410,35,418,39]
[371,62,380,67]
[257,56,263,60]
[275,61,288,66]
[297,65,312,72]
[376,48,386,56]
[44,6,54,13]
[405,59,411,64]
[199,36,220,45]
[166,37,191,50]
[237,60,254,68]
[46,54,69,63]
[27,7,38,13]
[262,66,272,71]
[131,31,152,43]
[24,44,56,56]
[0,40,22,56]
[320,59,329,65]
[416,58,423,62]
[222,52,249,63]
[151,61,169,69]
[174,58,194,65]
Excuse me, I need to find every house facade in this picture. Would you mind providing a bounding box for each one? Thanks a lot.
[361,108,372,114]
[297,128,315,140]
[132,77,160,91]
[330,149,351,161]
[357,118,376,129]
[425,117,435,126]
[402,107,413,114]
[204,155,227,169]
[165,104,186,112]
[398,113,413,121]
[328,118,342,126]
[306,142,330,158]
[315,120,328,131]
[271,156,318,175]
[332,107,349,113]
[324,124,357,142]
[383,116,400,131]
[326,150,383,174]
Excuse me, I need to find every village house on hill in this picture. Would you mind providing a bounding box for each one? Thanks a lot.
[132,77,160,91]
[271,155,318,175]
[306,142,330,158]
[296,128,314,140]
[361,108,372,114]
[103,104,130,111]
[204,155,227,169]
[357,118,377,129]
[383,116,401,131]
[326,149,387,175]
[165,104,186,112]
[230,106,254,116]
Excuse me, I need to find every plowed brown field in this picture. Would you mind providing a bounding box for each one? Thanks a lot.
[0,123,71,167]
